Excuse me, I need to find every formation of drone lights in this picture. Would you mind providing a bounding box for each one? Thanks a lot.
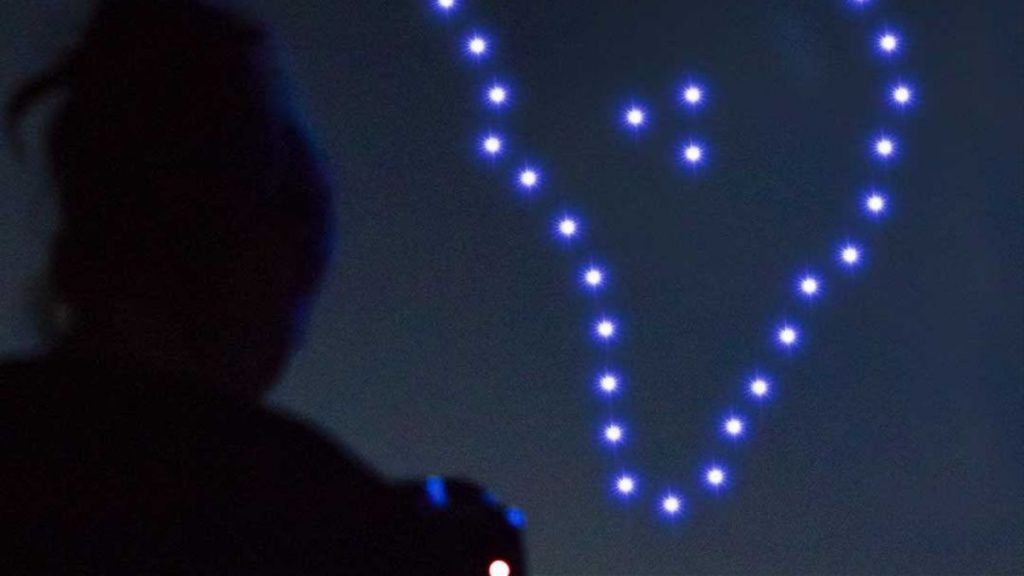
[431,0,912,522]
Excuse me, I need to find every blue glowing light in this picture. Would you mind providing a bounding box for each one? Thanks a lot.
[624,106,647,129]
[505,507,526,528]
[705,465,727,489]
[595,318,617,340]
[583,266,606,289]
[878,32,900,54]
[436,0,456,11]
[425,475,449,508]
[874,136,896,159]
[865,192,888,216]
[467,35,489,58]
[682,84,704,107]
[682,142,705,165]
[599,372,620,394]
[518,167,539,190]
[616,475,636,496]
[604,423,625,444]
[749,376,771,399]
[723,416,746,438]
[840,243,863,267]
[558,216,579,238]
[777,324,800,348]
[487,83,509,107]
[489,560,512,576]
[482,134,504,157]
[799,274,821,298]
[661,494,683,515]
[891,83,913,107]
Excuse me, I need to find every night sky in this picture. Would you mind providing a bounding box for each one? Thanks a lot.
[2,1,1022,574]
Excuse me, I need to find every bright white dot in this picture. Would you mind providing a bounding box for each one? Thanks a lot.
[683,144,704,164]
[488,85,508,106]
[604,424,624,444]
[841,245,862,266]
[879,33,900,53]
[683,85,703,106]
[866,193,887,215]
[468,36,488,56]
[616,475,636,495]
[599,374,619,393]
[662,494,682,515]
[584,267,605,288]
[875,137,895,158]
[519,168,538,189]
[596,319,617,339]
[625,107,646,127]
[489,560,511,576]
[892,85,912,106]
[558,218,578,238]
[706,467,726,487]
[437,0,456,10]
[800,275,820,297]
[482,135,503,156]
[724,417,745,438]
[750,377,770,398]
[778,325,799,347]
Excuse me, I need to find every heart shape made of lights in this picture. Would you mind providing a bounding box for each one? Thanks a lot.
[427,0,915,521]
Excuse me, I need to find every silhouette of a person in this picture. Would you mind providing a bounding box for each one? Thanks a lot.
[1,1,524,574]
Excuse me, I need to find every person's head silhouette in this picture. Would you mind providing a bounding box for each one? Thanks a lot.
[7,0,335,398]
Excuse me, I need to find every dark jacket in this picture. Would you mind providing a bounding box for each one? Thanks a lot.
[1,354,524,575]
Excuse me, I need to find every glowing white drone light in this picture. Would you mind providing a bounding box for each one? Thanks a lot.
[625,106,647,128]
[616,475,636,495]
[683,143,704,165]
[596,318,617,340]
[705,466,727,488]
[865,192,888,215]
[878,32,900,54]
[682,84,704,106]
[482,134,503,156]
[799,274,821,298]
[604,424,625,444]
[891,84,913,106]
[467,35,488,57]
[724,416,746,438]
[749,377,771,399]
[840,244,862,267]
[487,84,509,106]
[584,267,605,288]
[436,0,456,11]
[661,494,683,515]
[778,325,799,347]
[558,217,579,238]
[874,136,896,158]
[489,560,511,576]
[518,168,539,189]
[599,373,619,394]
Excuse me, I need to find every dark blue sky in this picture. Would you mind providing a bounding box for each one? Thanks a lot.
[2,1,1021,574]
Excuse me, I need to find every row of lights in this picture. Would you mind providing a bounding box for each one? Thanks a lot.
[432,0,911,521]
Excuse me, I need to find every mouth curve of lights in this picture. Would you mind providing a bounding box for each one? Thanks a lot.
[431,0,912,522]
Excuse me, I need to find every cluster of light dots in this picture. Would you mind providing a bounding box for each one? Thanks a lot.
[431,0,914,524]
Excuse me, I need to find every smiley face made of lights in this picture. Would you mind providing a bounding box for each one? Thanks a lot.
[429,0,914,521]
